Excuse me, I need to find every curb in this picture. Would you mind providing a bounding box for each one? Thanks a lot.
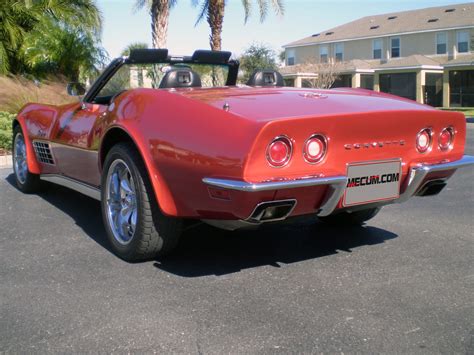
[0,155,13,168]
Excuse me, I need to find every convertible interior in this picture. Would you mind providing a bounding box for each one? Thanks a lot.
[87,49,284,106]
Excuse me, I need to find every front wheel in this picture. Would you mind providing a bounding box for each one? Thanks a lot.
[101,143,182,261]
[318,207,381,225]
[12,125,41,193]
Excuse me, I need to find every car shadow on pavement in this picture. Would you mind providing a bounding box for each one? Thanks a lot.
[6,173,111,252]
[154,219,398,277]
[6,173,398,277]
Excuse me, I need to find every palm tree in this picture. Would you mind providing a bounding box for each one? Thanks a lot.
[134,0,177,48]
[0,0,102,75]
[192,0,284,51]
[0,1,39,73]
[38,0,102,35]
[22,19,107,81]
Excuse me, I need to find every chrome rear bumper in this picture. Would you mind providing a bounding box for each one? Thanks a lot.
[397,155,474,202]
[202,155,474,229]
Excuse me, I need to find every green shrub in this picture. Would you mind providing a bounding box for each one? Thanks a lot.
[0,111,16,152]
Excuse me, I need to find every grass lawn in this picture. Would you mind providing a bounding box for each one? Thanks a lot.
[438,107,474,117]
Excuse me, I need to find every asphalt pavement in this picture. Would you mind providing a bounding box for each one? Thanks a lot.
[1,126,473,353]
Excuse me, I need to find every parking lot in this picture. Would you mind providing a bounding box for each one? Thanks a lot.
[1,125,473,353]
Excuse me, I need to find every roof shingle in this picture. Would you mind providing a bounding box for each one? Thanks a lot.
[284,3,474,47]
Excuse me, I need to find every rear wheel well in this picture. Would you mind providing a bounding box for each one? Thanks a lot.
[12,119,20,131]
[100,128,168,215]
[100,128,137,169]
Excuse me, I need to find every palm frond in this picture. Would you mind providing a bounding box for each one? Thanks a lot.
[271,0,284,16]
[257,0,269,22]
[193,0,210,26]
[241,0,251,23]
[36,0,103,35]
[256,0,284,22]
[0,42,10,74]
[133,0,152,13]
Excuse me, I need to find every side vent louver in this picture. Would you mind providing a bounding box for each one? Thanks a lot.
[33,141,55,165]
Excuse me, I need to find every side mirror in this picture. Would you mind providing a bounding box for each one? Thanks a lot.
[67,82,86,96]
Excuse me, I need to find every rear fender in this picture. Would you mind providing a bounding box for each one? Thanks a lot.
[100,124,178,216]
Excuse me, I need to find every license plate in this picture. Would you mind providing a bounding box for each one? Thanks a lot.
[343,159,402,207]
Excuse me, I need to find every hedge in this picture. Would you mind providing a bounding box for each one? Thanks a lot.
[0,112,16,152]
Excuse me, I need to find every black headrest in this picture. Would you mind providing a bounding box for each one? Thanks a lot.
[159,68,202,89]
[247,70,284,87]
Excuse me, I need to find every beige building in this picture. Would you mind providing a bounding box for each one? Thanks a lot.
[282,3,474,107]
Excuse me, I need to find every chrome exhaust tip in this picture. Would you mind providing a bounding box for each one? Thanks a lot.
[247,199,297,223]
[417,179,447,196]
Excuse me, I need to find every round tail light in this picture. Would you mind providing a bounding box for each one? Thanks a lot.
[416,128,432,153]
[267,136,292,167]
[439,127,454,150]
[304,134,327,163]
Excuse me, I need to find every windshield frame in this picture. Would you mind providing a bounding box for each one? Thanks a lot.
[82,51,239,104]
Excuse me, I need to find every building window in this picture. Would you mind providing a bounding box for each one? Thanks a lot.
[335,43,344,62]
[286,49,295,66]
[373,39,382,59]
[320,46,328,63]
[436,32,447,54]
[391,37,400,58]
[457,31,469,53]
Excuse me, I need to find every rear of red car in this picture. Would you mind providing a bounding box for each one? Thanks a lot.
[195,87,473,228]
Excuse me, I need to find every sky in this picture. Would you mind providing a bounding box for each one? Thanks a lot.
[98,0,467,59]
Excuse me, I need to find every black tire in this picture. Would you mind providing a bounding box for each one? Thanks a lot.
[318,207,381,226]
[12,125,41,193]
[101,142,182,261]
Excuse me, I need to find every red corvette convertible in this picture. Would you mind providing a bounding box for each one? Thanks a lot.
[12,49,474,261]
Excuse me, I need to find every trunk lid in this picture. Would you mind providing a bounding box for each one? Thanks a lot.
[174,86,431,121]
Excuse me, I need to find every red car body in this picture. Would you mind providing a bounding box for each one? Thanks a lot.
[13,50,474,233]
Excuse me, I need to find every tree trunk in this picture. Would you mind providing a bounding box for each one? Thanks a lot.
[151,0,170,48]
[207,0,225,51]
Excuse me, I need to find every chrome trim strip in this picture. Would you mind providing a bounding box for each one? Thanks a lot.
[203,155,474,221]
[303,133,327,164]
[203,175,347,218]
[40,174,101,201]
[438,126,455,151]
[203,175,347,192]
[416,127,433,154]
[266,135,293,168]
[397,155,474,203]
[317,181,347,217]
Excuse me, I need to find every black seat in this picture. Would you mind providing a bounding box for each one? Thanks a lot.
[159,68,202,89]
[247,70,284,87]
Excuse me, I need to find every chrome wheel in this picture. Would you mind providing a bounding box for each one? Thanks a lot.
[105,159,138,245]
[14,133,28,184]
